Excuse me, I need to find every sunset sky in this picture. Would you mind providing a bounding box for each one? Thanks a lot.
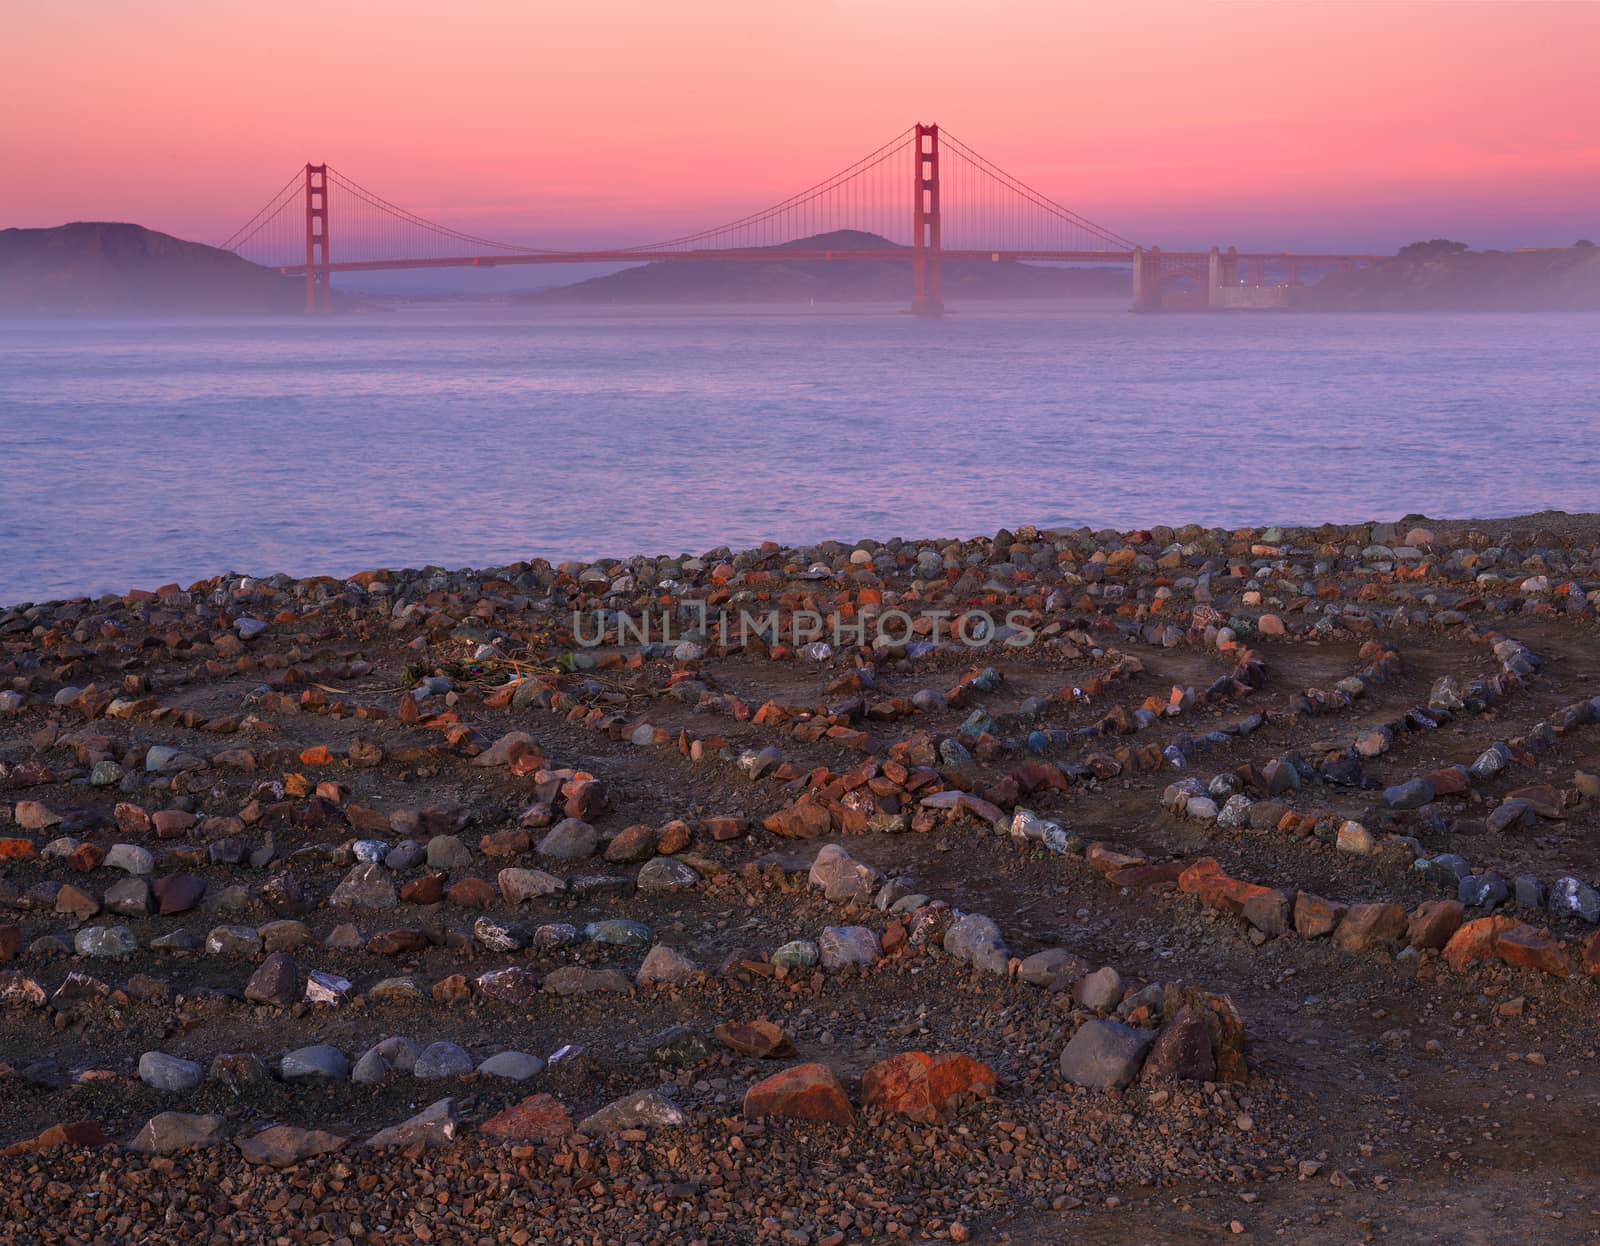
[4,0,1597,256]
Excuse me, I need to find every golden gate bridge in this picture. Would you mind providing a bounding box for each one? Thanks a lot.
[220,124,1383,315]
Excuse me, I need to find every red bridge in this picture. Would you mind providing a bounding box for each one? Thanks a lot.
[221,124,1384,315]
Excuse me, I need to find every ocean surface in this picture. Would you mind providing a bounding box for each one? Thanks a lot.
[3,302,1599,604]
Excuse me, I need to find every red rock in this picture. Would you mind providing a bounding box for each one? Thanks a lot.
[860,1051,995,1122]
[1494,926,1570,978]
[446,877,496,908]
[1332,903,1408,952]
[479,828,531,858]
[1406,899,1464,950]
[880,918,907,953]
[1443,915,1522,972]
[480,1093,573,1142]
[431,974,471,1003]
[67,842,105,873]
[0,839,36,861]
[1104,861,1187,888]
[1585,930,1600,978]
[0,1120,111,1156]
[743,1062,854,1125]
[151,810,197,838]
[1088,842,1149,875]
[367,930,430,956]
[1197,872,1272,916]
[657,820,693,853]
[400,872,447,904]
[604,823,659,863]
[1293,892,1348,939]
[763,801,830,839]
[0,926,19,962]
[298,745,336,766]
[715,1019,795,1059]
[1177,857,1222,893]
[114,803,152,834]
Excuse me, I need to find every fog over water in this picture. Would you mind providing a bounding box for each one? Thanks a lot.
[3,303,1598,603]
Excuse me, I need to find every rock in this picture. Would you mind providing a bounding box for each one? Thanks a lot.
[578,1091,687,1134]
[818,925,880,971]
[537,818,597,860]
[1072,966,1124,1010]
[771,939,819,969]
[743,1063,854,1125]
[1140,1006,1217,1082]
[860,1051,995,1122]
[414,1041,474,1079]
[152,873,206,915]
[1293,893,1348,939]
[605,823,659,863]
[942,914,1005,965]
[238,1125,348,1167]
[305,970,352,1005]
[244,952,300,1006]
[1241,889,1293,938]
[1335,821,1377,855]
[425,835,473,870]
[208,1052,269,1088]
[473,916,528,952]
[367,1098,459,1148]
[138,1052,202,1092]
[1333,903,1408,952]
[480,1093,573,1141]
[1383,778,1435,810]
[808,844,883,904]
[638,943,699,986]
[498,867,565,903]
[715,1019,796,1059]
[1018,948,1091,990]
[1407,899,1464,950]
[130,1112,225,1154]
[637,857,700,890]
[205,925,262,957]
[1459,872,1510,909]
[351,1050,393,1085]
[330,863,397,908]
[281,1044,349,1081]
[104,844,153,875]
[763,800,832,840]
[1549,877,1600,923]
[1059,1020,1157,1089]
[1495,926,1570,978]
[74,925,139,959]
[585,918,651,947]
[1443,915,1522,971]
[478,1050,545,1080]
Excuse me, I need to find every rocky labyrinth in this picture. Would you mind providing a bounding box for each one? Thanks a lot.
[3,513,1600,1245]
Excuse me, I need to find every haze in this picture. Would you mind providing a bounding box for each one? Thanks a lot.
[4,0,1597,257]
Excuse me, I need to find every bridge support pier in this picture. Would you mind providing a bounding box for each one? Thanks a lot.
[303,163,331,314]
[1131,246,1163,313]
[911,124,944,316]
[1205,246,1239,309]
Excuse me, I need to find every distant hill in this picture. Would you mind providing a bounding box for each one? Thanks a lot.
[0,222,302,316]
[519,230,1129,304]
[1297,245,1600,312]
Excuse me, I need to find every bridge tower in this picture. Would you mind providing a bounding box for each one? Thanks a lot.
[303,163,331,313]
[1131,246,1163,313]
[911,124,943,316]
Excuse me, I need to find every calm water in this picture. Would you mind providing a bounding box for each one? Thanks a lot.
[3,303,1598,604]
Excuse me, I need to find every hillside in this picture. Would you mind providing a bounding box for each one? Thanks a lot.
[0,222,303,316]
[520,230,1128,304]
[1298,244,1600,312]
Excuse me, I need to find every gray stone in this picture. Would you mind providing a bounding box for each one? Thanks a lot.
[367,1098,458,1149]
[543,965,631,995]
[1059,1020,1157,1090]
[538,818,598,860]
[1384,778,1436,811]
[1513,875,1547,910]
[1073,966,1124,1010]
[138,1051,203,1092]
[808,844,882,904]
[770,940,819,969]
[74,925,139,959]
[477,1050,545,1080]
[1423,854,1472,889]
[1459,872,1509,909]
[585,918,651,947]
[351,1049,392,1085]
[498,867,566,902]
[577,1091,685,1134]
[1549,877,1600,923]
[817,926,879,971]
[473,916,528,952]
[281,1044,349,1081]
[244,952,300,1006]
[368,1035,421,1072]
[103,878,153,917]
[305,969,352,1005]
[636,857,700,891]
[205,925,262,957]
[426,835,473,870]
[942,913,1004,965]
[384,840,425,871]
[414,1041,474,1079]
[1018,948,1091,989]
[238,1125,347,1167]
[1488,799,1535,833]
[329,862,397,909]
[105,844,154,875]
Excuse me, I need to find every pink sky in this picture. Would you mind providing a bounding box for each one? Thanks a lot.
[4,0,1597,253]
